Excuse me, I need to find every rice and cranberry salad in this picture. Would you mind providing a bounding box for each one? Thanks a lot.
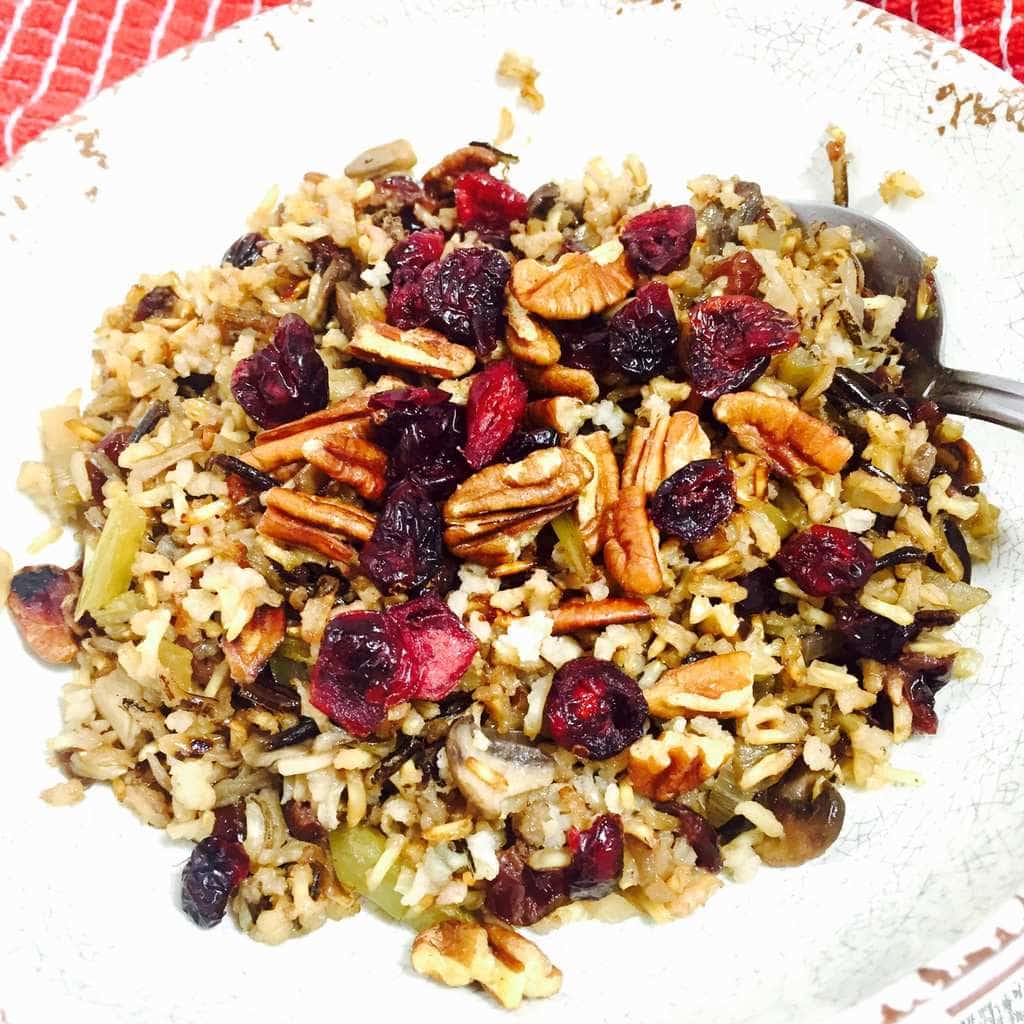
[6,138,998,1008]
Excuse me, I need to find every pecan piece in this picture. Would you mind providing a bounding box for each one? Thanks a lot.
[713,392,853,477]
[222,605,285,684]
[525,396,587,435]
[411,918,561,1010]
[8,565,79,665]
[570,430,619,554]
[603,485,663,596]
[505,296,561,366]
[622,410,711,496]
[263,488,376,542]
[422,144,501,198]
[551,596,652,634]
[628,727,735,801]
[300,435,388,502]
[644,651,754,719]
[511,241,635,320]
[523,364,599,403]
[347,322,476,379]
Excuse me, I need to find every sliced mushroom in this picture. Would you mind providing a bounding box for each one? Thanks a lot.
[344,139,417,181]
[446,717,555,818]
[754,766,845,867]
[8,565,79,664]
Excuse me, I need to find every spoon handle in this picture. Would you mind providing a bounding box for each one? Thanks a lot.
[927,369,1024,432]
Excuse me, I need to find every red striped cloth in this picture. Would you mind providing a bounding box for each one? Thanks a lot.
[0,0,1022,164]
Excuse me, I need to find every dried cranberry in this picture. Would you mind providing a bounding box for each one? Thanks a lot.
[421,247,510,356]
[654,802,722,872]
[133,286,175,321]
[620,205,696,275]
[464,359,528,468]
[359,480,448,595]
[776,526,876,597]
[180,835,249,928]
[371,175,428,226]
[544,657,648,760]
[903,674,938,734]
[554,316,611,377]
[484,846,570,926]
[648,458,736,543]
[370,388,470,500]
[212,803,247,842]
[95,426,131,466]
[706,250,764,295]
[388,595,477,701]
[497,427,559,463]
[736,566,780,616]
[687,294,800,399]
[222,232,266,269]
[567,814,624,899]
[454,172,528,237]
[305,236,344,274]
[230,314,328,428]
[310,610,413,737]
[833,604,919,662]
[607,282,679,381]
[386,229,445,287]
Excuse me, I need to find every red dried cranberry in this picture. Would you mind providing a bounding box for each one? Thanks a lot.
[230,314,328,428]
[497,427,559,463]
[359,480,448,596]
[903,674,938,734]
[388,595,477,701]
[484,846,570,926]
[834,604,919,662]
[454,172,528,237]
[654,802,722,872]
[648,458,736,543]
[387,282,432,330]
[707,250,764,294]
[776,526,876,597]
[620,205,696,275]
[464,359,527,468]
[421,247,510,356]
[567,814,624,899]
[222,232,266,269]
[370,388,470,501]
[554,316,611,377]
[212,802,247,842]
[544,657,648,760]
[607,282,679,381]
[95,426,131,466]
[386,229,445,287]
[133,286,175,321]
[371,175,428,225]
[687,294,800,399]
[180,835,250,927]
[310,610,413,737]
[735,566,780,616]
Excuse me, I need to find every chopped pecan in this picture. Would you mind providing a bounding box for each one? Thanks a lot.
[570,430,619,554]
[505,296,561,366]
[511,241,636,320]
[411,918,562,1010]
[713,391,853,477]
[8,565,79,665]
[300,435,388,502]
[523,364,599,403]
[525,396,587,435]
[263,488,376,542]
[344,139,417,180]
[644,651,754,719]
[622,410,710,496]
[443,448,592,565]
[347,322,476,379]
[603,485,663,596]
[628,728,735,801]
[422,144,501,198]
[551,596,651,634]
[222,605,285,684]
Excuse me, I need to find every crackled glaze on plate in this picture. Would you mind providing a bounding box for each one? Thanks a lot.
[1,2,1022,1022]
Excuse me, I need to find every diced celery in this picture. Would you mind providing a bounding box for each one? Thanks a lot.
[75,497,148,620]
[551,512,596,582]
[747,499,795,540]
[276,636,313,665]
[159,641,194,691]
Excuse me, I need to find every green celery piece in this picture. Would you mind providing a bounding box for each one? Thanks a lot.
[747,499,796,540]
[551,511,596,582]
[75,497,148,620]
[159,641,194,691]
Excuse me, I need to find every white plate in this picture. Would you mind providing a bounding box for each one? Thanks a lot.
[2,1,1023,1021]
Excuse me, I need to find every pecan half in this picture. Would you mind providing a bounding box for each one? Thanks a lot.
[525,397,587,435]
[263,488,376,542]
[570,430,619,554]
[411,918,561,1009]
[8,565,79,665]
[505,296,561,366]
[258,509,357,564]
[511,241,635,320]
[551,596,652,634]
[523,364,599,403]
[628,728,735,801]
[347,322,476,379]
[222,605,285,684]
[443,448,592,565]
[422,144,501,198]
[644,651,754,719]
[603,485,663,596]
[300,435,388,502]
[622,410,710,496]
[713,392,853,477]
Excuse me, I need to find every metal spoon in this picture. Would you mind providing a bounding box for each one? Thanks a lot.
[788,201,1024,431]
